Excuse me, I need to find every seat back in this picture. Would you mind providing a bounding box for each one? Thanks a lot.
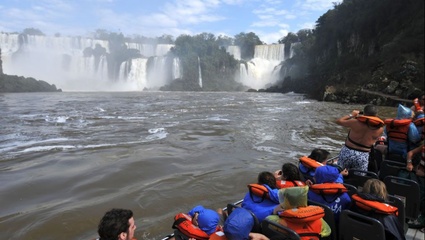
[344,169,378,191]
[387,194,408,234]
[342,183,358,197]
[378,160,404,180]
[261,219,300,240]
[338,210,385,240]
[226,203,261,233]
[308,200,337,240]
[383,176,420,220]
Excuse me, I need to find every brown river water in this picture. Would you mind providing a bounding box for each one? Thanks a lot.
[0,91,398,240]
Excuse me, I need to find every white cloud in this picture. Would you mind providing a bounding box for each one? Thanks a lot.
[300,0,339,11]
[258,28,289,44]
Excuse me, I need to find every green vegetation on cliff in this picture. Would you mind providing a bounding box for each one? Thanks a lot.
[274,0,424,103]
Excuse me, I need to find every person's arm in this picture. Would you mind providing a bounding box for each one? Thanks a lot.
[335,110,360,127]
[406,144,422,171]
[249,232,270,240]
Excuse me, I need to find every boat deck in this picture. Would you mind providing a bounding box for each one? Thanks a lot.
[406,227,424,240]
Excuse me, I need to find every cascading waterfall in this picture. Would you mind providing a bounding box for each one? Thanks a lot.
[198,56,203,88]
[289,42,300,58]
[0,32,180,91]
[173,58,181,79]
[237,44,285,90]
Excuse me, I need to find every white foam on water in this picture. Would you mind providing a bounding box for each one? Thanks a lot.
[44,115,69,123]
[146,128,168,141]
[19,145,77,153]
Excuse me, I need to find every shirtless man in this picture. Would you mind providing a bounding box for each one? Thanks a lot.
[336,104,384,172]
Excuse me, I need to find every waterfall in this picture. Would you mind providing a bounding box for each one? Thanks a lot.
[0,33,177,91]
[289,42,300,58]
[238,44,285,90]
[126,58,148,90]
[172,58,181,79]
[198,56,203,88]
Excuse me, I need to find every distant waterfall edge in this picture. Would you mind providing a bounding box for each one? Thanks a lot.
[1,33,296,91]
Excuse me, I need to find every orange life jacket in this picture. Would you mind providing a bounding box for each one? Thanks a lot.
[356,115,385,128]
[309,183,348,195]
[172,213,211,240]
[279,205,325,240]
[384,118,412,142]
[351,194,398,216]
[414,117,424,127]
[276,180,306,189]
[248,183,270,202]
[299,156,324,169]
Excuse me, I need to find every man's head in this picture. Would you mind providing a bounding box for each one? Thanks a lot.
[98,208,136,240]
[308,148,330,164]
[363,104,378,116]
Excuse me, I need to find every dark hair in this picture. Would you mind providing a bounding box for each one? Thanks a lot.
[363,104,378,116]
[281,163,303,181]
[308,149,330,164]
[98,208,133,240]
[258,171,277,189]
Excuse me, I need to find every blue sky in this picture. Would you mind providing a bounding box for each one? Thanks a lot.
[0,0,340,44]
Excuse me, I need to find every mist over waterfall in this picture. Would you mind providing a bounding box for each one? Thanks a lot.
[0,33,181,91]
[237,44,285,90]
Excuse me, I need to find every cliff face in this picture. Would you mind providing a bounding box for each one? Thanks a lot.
[270,0,424,106]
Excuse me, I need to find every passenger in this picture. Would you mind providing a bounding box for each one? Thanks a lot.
[299,148,347,184]
[266,186,331,240]
[384,104,421,161]
[172,205,221,240]
[411,93,425,115]
[405,135,425,230]
[307,166,351,225]
[351,179,406,240]
[336,104,384,172]
[241,171,280,222]
[97,208,137,240]
[298,148,328,182]
[209,207,269,240]
[274,163,306,188]
[412,94,424,142]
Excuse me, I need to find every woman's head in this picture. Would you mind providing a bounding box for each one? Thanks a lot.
[258,171,277,189]
[362,179,388,201]
[281,163,302,181]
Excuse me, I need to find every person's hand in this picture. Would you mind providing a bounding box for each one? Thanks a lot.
[249,232,270,240]
[351,110,360,116]
[305,179,314,187]
[274,170,282,180]
[273,204,285,215]
[340,168,348,176]
[406,162,414,171]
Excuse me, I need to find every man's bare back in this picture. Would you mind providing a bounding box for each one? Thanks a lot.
[336,110,384,152]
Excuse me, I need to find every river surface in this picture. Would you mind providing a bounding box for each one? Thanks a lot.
[0,91,396,240]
